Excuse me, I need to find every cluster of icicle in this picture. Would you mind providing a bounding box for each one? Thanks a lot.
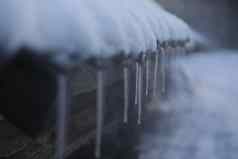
[0,1,205,159]
[0,0,203,64]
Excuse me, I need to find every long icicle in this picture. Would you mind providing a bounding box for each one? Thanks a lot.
[56,73,68,159]
[95,69,104,159]
[135,62,139,105]
[161,48,166,94]
[145,56,150,97]
[137,64,143,125]
[123,66,129,123]
[153,52,159,98]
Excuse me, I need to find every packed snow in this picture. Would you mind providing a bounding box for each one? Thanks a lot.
[0,0,203,63]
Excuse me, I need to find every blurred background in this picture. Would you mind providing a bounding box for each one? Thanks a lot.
[157,0,238,49]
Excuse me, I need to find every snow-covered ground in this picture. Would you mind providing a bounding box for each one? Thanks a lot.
[140,51,238,159]
[0,0,204,64]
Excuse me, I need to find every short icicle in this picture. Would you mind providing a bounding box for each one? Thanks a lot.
[145,56,150,97]
[56,73,68,159]
[135,62,139,105]
[95,69,105,159]
[161,48,166,94]
[153,52,159,98]
[123,66,129,123]
[137,64,143,125]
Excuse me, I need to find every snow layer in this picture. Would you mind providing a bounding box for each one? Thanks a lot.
[0,0,203,63]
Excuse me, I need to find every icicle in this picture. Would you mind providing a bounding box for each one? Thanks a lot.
[153,52,159,98]
[161,48,166,94]
[145,56,150,97]
[56,74,68,159]
[135,62,139,105]
[123,66,129,123]
[95,69,104,159]
[137,64,143,125]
